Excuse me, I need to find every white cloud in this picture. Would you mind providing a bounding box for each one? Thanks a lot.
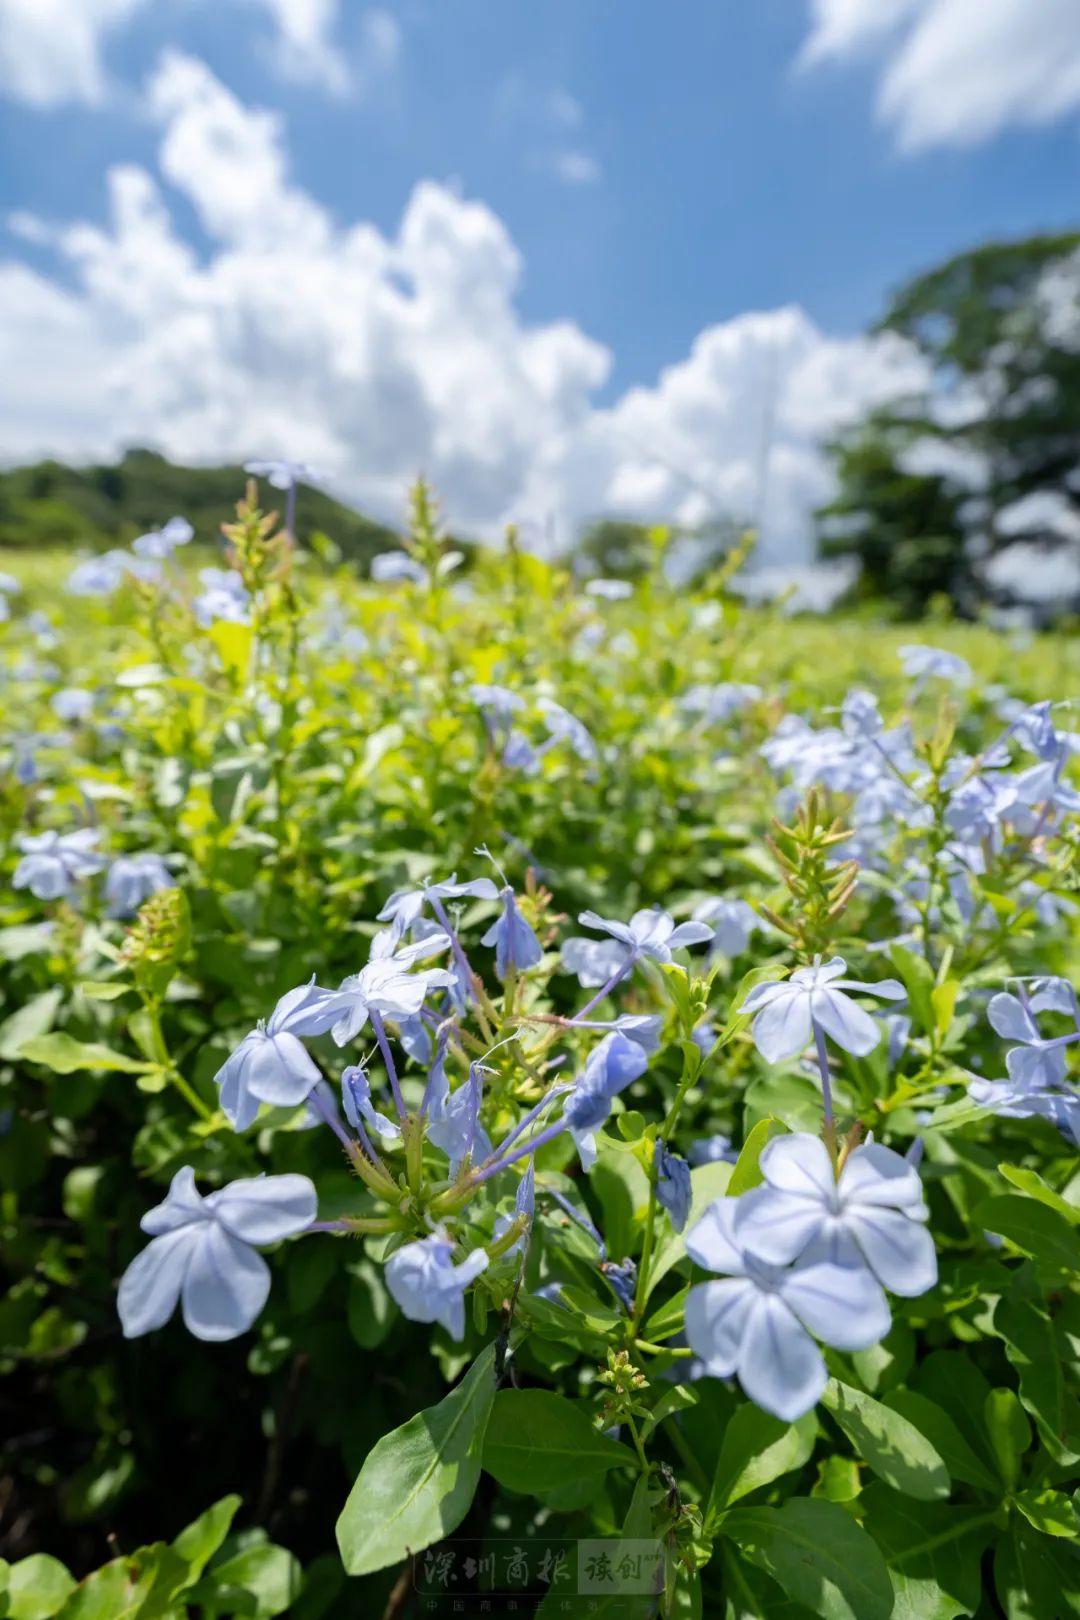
[550,150,602,186]
[0,0,144,108]
[0,0,392,106]
[247,0,352,95]
[0,53,924,564]
[800,0,1080,151]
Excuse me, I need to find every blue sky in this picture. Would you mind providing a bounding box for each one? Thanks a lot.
[0,0,1077,560]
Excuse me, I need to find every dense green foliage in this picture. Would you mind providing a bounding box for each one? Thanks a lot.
[819,230,1080,616]
[1,483,1080,1618]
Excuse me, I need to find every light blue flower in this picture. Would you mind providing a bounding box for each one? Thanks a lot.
[66,551,138,596]
[244,460,315,490]
[688,1133,737,1167]
[559,934,627,988]
[899,645,971,684]
[733,1133,936,1297]
[214,978,348,1129]
[573,907,713,968]
[481,887,543,977]
[105,852,174,918]
[13,829,105,900]
[50,687,95,724]
[692,896,762,958]
[371,552,426,584]
[377,875,498,935]
[655,1142,691,1232]
[601,1257,637,1313]
[584,578,633,601]
[193,568,249,627]
[328,932,454,1045]
[427,1063,493,1170]
[493,1161,535,1255]
[341,1064,401,1140]
[988,986,1078,1090]
[133,516,194,561]
[685,1196,891,1421]
[117,1167,316,1342]
[564,1031,649,1168]
[968,1073,1080,1145]
[537,698,597,762]
[385,1230,489,1339]
[683,683,761,723]
[739,956,905,1063]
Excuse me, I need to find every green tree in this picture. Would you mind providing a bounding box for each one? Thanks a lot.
[819,230,1080,616]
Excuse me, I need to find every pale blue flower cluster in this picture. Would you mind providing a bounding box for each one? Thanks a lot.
[969,977,1080,1144]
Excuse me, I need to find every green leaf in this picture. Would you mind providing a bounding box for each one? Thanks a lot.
[77,982,133,1003]
[889,945,936,1037]
[914,1352,999,1481]
[994,1286,1080,1467]
[7,1555,75,1620]
[0,989,63,1061]
[17,1034,154,1076]
[983,1389,1031,1491]
[708,1404,816,1521]
[205,1544,301,1617]
[54,1545,183,1620]
[995,1521,1080,1620]
[882,1391,1000,1495]
[860,1485,993,1620]
[931,979,961,1039]
[171,1494,242,1581]
[722,1497,893,1620]
[973,1194,1080,1275]
[482,1388,634,1493]
[727,1118,787,1197]
[335,1345,496,1576]
[822,1379,950,1501]
[998,1164,1080,1226]
[1013,1488,1079,1539]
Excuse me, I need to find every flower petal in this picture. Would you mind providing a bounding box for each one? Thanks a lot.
[118,1228,193,1337]
[834,977,906,1001]
[141,1165,206,1235]
[667,921,714,950]
[181,1225,271,1341]
[685,1198,748,1276]
[759,1133,835,1200]
[685,1278,756,1376]
[839,1141,925,1211]
[737,1294,827,1421]
[245,1032,321,1107]
[811,988,883,1056]
[988,992,1038,1044]
[846,1207,938,1297]
[735,1186,825,1266]
[780,1259,891,1350]
[208,1174,318,1243]
[752,990,812,1062]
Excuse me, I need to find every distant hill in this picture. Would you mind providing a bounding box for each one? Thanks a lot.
[0,448,402,565]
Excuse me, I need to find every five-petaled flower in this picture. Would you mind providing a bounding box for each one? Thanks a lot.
[118,1168,316,1342]
[739,957,905,1063]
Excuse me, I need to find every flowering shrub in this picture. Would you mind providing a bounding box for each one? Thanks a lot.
[2,481,1080,1616]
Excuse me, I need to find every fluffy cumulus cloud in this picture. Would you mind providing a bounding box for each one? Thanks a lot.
[0,0,377,106]
[0,0,145,108]
[800,0,1080,151]
[0,53,924,561]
